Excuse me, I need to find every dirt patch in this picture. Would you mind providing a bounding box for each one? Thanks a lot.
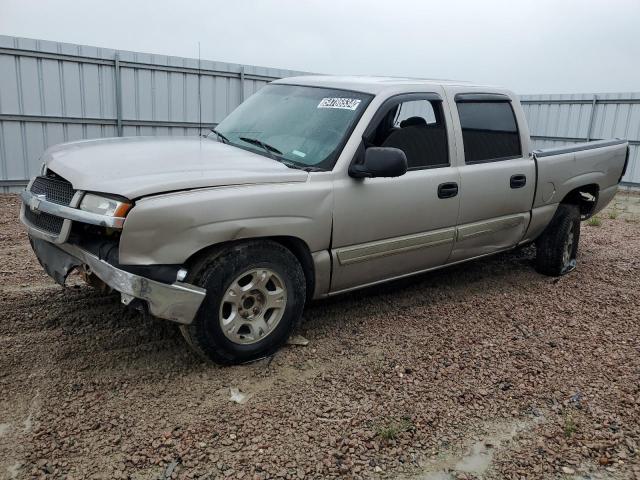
[400,418,541,479]
[1,193,639,479]
[602,187,640,222]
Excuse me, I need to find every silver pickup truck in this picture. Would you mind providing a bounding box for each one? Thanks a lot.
[20,76,629,364]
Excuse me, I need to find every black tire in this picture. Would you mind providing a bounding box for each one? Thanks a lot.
[180,240,306,365]
[535,203,581,276]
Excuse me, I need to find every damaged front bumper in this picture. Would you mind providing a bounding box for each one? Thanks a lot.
[29,237,206,325]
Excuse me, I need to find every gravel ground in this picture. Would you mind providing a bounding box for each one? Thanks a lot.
[1,192,639,480]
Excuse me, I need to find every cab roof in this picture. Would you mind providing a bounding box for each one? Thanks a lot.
[271,75,497,95]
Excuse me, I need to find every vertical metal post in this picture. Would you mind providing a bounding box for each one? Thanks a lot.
[239,66,245,103]
[586,94,597,142]
[198,42,202,136]
[114,53,123,136]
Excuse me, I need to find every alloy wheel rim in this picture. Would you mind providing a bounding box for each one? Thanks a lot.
[218,268,287,345]
[562,224,575,266]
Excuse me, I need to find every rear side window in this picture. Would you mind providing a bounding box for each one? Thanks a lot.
[456,101,521,163]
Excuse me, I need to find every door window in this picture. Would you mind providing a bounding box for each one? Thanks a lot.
[456,101,521,163]
[369,99,449,169]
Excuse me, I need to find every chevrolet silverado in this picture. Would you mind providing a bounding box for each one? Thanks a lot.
[20,76,630,364]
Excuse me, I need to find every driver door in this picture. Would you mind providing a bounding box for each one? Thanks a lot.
[330,92,460,292]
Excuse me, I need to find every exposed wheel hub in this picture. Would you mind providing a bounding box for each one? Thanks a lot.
[239,290,266,318]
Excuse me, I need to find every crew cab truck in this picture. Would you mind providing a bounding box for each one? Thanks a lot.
[20,76,630,364]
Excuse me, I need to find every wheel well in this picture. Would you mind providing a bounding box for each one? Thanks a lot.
[560,184,599,219]
[185,236,316,302]
[270,236,315,302]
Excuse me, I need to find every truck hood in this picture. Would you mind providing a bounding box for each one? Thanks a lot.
[43,136,309,199]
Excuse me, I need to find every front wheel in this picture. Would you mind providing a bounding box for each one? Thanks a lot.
[535,204,581,276]
[180,241,306,365]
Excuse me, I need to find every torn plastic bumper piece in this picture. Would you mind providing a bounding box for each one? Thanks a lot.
[29,237,206,325]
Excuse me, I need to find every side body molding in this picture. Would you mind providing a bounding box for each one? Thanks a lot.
[456,214,525,241]
[336,228,456,266]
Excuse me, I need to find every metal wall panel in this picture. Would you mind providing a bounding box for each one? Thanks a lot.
[0,35,307,192]
[521,93,640,186]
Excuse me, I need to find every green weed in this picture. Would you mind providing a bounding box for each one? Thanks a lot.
[563,414,577,438]
[375,417,414,440]
[587,216,602,227]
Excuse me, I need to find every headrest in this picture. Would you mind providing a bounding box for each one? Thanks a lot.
[399,116,427,128]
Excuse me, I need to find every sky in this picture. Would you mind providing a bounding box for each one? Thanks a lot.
[1,0,639,94]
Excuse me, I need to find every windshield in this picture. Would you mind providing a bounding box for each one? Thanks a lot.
[211,84,373,170]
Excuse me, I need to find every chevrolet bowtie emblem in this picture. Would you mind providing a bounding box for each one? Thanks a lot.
[29,194,46,213]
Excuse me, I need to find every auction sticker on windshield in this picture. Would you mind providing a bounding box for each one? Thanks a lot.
[317,97,362,110]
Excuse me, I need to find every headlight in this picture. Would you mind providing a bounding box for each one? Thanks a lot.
[80,193,131,217]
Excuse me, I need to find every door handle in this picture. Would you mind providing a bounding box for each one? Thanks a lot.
[510,174,527,189]
[438,182,458,199]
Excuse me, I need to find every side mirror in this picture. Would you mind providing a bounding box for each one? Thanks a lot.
[349,147,408,179]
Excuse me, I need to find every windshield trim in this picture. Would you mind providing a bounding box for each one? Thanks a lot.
[274,82,377,96]
[212,84,375,171]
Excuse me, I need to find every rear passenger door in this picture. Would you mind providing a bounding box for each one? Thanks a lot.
[447,92,535,262]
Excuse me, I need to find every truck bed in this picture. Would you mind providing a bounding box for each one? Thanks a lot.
[532,138,629,215]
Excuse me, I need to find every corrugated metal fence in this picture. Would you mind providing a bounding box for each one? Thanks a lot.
[521,93,640,186]
[0,35,306,192]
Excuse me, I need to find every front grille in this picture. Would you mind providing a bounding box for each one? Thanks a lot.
[24,207,65,235]
[30,174,76,206]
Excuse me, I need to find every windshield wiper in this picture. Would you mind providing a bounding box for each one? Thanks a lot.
[278,160,324,172]
[238,136,283,159]
[238,136,323,172]
[210,128,230,144]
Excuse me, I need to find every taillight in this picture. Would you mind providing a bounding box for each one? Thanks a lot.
[619,145,630,183]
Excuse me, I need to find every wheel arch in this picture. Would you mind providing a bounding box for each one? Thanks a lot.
[559,183,599,219]
[184,236,316,302]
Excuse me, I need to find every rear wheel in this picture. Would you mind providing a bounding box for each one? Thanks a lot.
[180,241,306,364]
[535,204,581,276]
